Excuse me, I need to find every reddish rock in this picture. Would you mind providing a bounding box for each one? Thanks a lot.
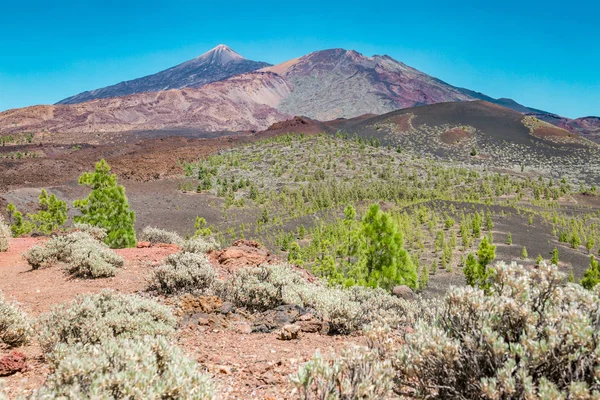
[210,239,275,274]
[136,241,152,248]
[0,351,27,376]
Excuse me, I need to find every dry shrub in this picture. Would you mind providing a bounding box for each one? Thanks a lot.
[37,290,175,353]
[148,252,217,295]
[36,336,214,399]
[0,290,31,347]
[23,231,123,278]
[396,261,600,399]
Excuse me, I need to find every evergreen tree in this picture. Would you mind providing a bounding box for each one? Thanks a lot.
[551,248,559,265]
[29,189,67,234]
[521,246,528,259]
[506,232,512,245]
[419,263,429,290]
[194,217,212,237]
[535,254,543,265]
[464,236,496,293]
[6,203,34,237]
[74,159,136,248]
[581,256,600,290]
[358,203,416,289]
[586,237,595,254]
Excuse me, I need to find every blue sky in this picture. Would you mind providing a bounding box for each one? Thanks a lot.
[0,0,598,118]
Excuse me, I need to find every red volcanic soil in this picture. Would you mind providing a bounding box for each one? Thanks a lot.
[441,127,471,144]
[0,238,178,315]
[532,126,580,143]
[0,238,358,399]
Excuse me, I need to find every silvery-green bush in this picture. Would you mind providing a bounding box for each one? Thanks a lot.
[148,251,217,295]
[0,215,10,252]
[23,231,123,278]
[0,290,31,347]
[73,222,107,242]
[181,236,220,254]
[290,345,394,399]
[37,290,176,353]
[35,336,214,399]
[140,226,185,247]
[395,261,600,399]
[222,263,408,333]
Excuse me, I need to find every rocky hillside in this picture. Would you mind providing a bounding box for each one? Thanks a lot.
[0,72,291,134]
[265,49,475,120]
[57,45,271,104]
[3,47,598,137]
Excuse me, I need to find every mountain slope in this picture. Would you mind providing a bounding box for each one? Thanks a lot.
[1,72,291,134]
[263,49,476,120]
[260,101,600,185]
[57,45,271,105]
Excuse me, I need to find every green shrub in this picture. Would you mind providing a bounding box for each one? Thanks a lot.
[28,189,68,234]
[74,159,136,248]
[37,290,175,353]
[581,255,600,290]
[291,346,393,399]
[0,290,31,347]
[148,252,217,295]
[463,236,496,292]
[36,336,214,399]
[23,231,123,278]
[0,215,10,252]
[6,203,34,237]
[140,226,184,246]
[395,261,600,398]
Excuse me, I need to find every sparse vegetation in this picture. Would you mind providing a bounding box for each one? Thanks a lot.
[141,226,185,246]
[0,290,31,347]
[37,290,175,353]
[6,189,67,236]
[148,252,217,295]
[394,262,600,398]
[74,159,137,248]
[36,336,214,399]
[220,263,408,333]
[23,231,124,278]
[0,215,10,252]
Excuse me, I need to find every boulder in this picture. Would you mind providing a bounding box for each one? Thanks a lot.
[392,285,415,300]
[0,350,27,376]
[277,324,301,340]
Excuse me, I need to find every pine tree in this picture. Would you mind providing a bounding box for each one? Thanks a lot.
[359,203,416,289]
[586,237,595,254]
[551,248,559,265]
[419,263,429,290]
[74,159,136,248]
[29,189,67,234]
[506,232,512,245]
[464,236,496,293]
[6,203,34,237]
[521,246,528,259]
[581,256,600,290]
[535,254,543,265]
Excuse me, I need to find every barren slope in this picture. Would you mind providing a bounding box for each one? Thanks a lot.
[0,72,291,134]
[57,45,271,104]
